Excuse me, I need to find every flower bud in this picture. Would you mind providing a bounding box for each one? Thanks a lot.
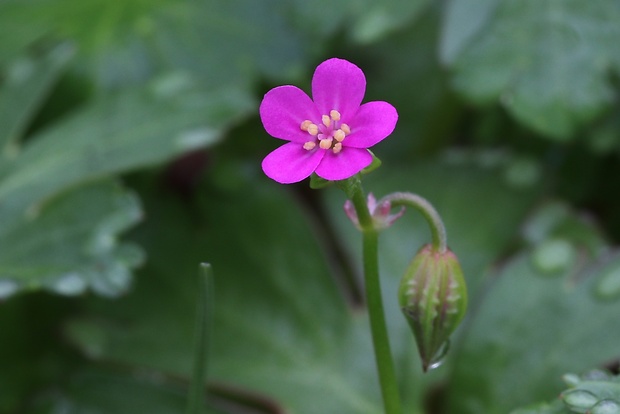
[344,193,405,231]
[398,244,468,371]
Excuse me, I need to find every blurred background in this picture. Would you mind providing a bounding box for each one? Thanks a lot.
[1,0,620,413]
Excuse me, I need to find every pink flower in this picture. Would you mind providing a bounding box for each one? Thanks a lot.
[259,58,398,184]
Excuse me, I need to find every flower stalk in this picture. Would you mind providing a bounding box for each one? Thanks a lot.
[186,263,214,414]
[378,192,447,253]
[345,177,402,414]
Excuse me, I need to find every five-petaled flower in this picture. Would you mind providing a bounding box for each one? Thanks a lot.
[259,58,398,184]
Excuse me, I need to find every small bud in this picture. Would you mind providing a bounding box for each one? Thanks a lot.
[344,193,404,231]
[398,244,468,371]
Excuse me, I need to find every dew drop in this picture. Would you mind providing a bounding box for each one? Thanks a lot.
[561,389,598,410]
[532,238,575,276]
[562,373,581,387]
[591,399,620,414]
[583,369,612,381]
[0,279,19,299]
[595,257,620,300]
[51,273,87,296]
[425,340,450,372]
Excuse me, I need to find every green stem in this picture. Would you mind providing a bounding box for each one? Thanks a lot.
[379,192,447,253]
[186,263,214,414]
[346,178,402,414]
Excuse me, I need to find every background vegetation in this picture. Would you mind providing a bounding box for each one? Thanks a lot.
[1,0,620,413]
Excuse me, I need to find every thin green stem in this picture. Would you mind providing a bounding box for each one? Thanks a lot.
[379,192,447,253]
[347,178,402,414]
[186,263,214,414]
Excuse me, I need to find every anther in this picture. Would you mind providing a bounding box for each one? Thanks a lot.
[340,123,351,135]
[333,142,343,154]
[319,139,333,150]
[330,110,341,121]
[322,115,331,128]
[303,141,316,150]
[307,123,319,136]
[334,129,346,142]
[300,120,312,131]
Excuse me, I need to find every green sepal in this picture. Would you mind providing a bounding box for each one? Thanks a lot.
[309,173,333,189]
[361,150,382,175]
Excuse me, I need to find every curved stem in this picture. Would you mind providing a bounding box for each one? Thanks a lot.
[346,178,402,414]
[379,192,447,253]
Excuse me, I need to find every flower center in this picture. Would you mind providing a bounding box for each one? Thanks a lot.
[299,109,351,154]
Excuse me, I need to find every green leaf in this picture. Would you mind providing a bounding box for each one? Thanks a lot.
[67,177,397,413]
[449,236,620,413]
[0,0,310,90]
[349,0,431,43]
[0,79,253,218]
[511,371,620,414]
[0,180,143,298]
[0,44,73,156]
[28,366,229,414]
[443,0,620,139]
[326,152,543,296]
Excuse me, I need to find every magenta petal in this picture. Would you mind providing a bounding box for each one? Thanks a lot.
[262,142,326,184]
[311,58,366,122]
[260,86,320,143]
[315,147,373,181]
[344,101,398,148]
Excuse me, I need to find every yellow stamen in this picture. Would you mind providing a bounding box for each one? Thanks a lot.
[330,110,341,121]
[322,114,331,128]
[303,141,316,150]
[340,123,351,135]
[307,123,319,136]
[300,120,312,131]
[334,129,346,142]
[319,139,333,150]
[333,142,343,154]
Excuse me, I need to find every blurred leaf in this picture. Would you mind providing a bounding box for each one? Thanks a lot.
[0,43,73,155]
[359,5,462,158]
[510,371,620,414]
[326,152,544,296]
[0,180,143,298]
[510,401,568,414]
[29,366,229,414]
[349,0,431,44]
[442,0,620,139]
[30,156,543,412]
[0,78,253,219]
[0,0,311,89]
[0,293,74,413]
[67,177,406,414]
[446,203,620,413]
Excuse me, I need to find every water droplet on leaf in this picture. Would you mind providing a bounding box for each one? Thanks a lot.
[561,389,598,410]
[595,257,620,300]
[51,273,87,296]
[532,238,575,276]
[591,399,620,414]
[0,279,19,299]
[562,373,581,387]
